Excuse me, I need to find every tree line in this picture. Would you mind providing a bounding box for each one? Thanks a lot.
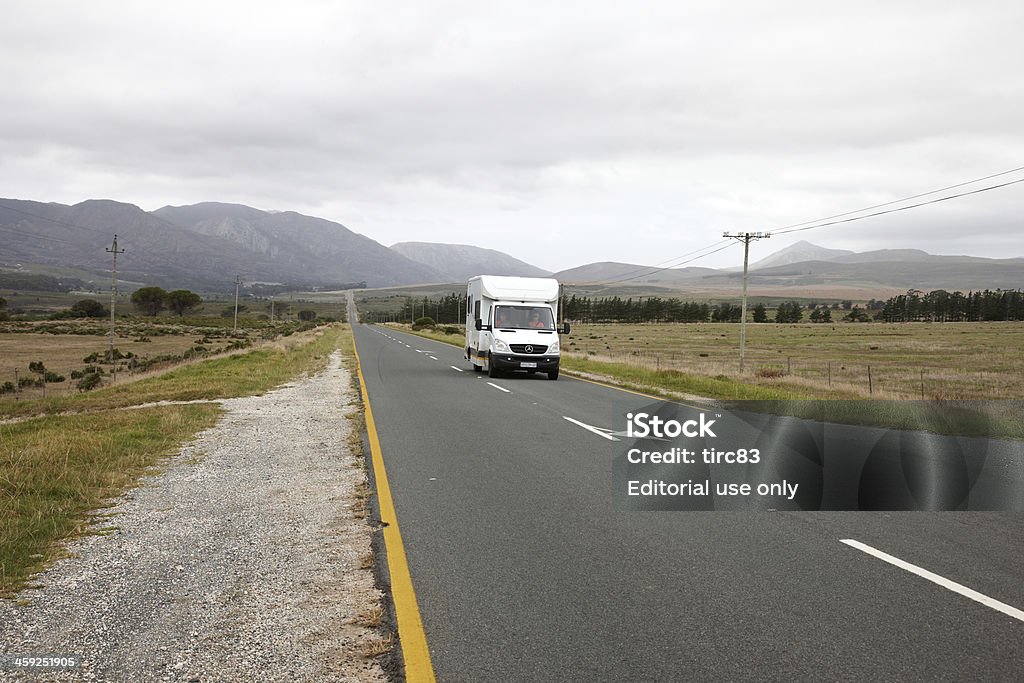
[877,289,1024,322]
[360,288,1024,325]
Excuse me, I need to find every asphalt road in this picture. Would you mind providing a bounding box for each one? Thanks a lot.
[351,319,1024,682]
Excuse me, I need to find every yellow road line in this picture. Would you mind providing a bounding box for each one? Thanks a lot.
[353,339,437,683]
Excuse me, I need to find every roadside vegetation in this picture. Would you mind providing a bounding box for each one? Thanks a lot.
[378,319,1024,439]
[0,324,346,596]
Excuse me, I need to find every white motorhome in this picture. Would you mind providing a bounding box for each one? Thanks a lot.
[465,275,570,380]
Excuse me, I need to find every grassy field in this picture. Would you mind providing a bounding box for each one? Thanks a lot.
[387,321,1024,438]
[0,324,348,595]
[0,288,347,321]
[380,320,1024,401]
[0,405,222,597]
[0,318,332,403]
[566,321,1024,400]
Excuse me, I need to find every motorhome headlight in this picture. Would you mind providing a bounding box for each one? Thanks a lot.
[492,339,510,353]
[548,339,560,353]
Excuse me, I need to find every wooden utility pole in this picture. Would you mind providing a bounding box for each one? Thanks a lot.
[723,231,770,372]
[233,275,242,334]
[106,235,125,381]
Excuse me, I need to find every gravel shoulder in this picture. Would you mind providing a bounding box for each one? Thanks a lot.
[0,350,388,682]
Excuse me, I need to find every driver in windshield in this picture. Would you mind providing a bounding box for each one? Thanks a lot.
[528,311,546,328]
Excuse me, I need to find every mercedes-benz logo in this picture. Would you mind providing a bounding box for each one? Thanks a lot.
[524,345,534,353]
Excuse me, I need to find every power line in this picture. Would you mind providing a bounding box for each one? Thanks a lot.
[0,201,114,237]
[570,238,736,289]
[568,166,1024,290]
[0,224,80,245]
[769,164,1024,235]
[771,177,1024,236]
[0,200,180,274]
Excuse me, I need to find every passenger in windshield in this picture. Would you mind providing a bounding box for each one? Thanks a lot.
[495,311,512,328]
[528,312,546,328]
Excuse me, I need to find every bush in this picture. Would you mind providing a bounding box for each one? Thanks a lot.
[755,367,786,378]
[297,309,317,322]
[441,325,460,335]
[43,371,65,383]
[0,381,15,394]
[69,298,109,318]
[77,373,103,391]
[412,316,436,330]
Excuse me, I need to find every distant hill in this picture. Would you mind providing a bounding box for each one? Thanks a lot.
[741,255,1024,290]
[0,198,442,289]
[3,198,1021,295]
[390,242,550,281]
[554,244,1023,296]
[749,240,853,270]
[553,261,719,285]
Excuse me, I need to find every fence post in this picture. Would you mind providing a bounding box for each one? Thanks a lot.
[920,369,925,400]
[787,356,792,375]
[868,365,873,395]
[827,361,832,387]
[14,368,19,401]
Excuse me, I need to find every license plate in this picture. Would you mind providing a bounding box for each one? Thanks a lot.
[520,362,538,368]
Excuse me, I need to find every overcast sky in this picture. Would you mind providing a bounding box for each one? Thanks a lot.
[3,1,1023,272]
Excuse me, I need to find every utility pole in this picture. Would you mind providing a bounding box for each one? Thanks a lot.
[270,297,275,322]
[722,231,770,372]
[106,235,125,381]
[233,275,242,334]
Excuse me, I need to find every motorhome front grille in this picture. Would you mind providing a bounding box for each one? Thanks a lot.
[510,344,547,354]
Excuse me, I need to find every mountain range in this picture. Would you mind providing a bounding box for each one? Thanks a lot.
[1,198,1021,295]
[552,240,1024,295]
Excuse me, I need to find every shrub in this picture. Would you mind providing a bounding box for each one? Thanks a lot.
[412,316,436,330]
[0,381,15,394]
[77,373,103,391]
[755,367,786,378]
[69,298,109,318]
[441,325,459,335]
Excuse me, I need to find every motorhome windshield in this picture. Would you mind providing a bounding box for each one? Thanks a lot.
[493,306,555,330]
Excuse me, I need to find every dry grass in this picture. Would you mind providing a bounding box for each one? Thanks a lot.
[351,605,385,629]
[352,482,372,520]
[0,326,343,420]
[361,633,395,658]
[563,321,1024,400]
[391,319,1024,403]
[0,331,224,400]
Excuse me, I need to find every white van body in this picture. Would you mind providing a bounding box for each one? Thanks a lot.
[465,275,568,380]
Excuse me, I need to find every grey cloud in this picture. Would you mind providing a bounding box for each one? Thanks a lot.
[2,1,1023,272]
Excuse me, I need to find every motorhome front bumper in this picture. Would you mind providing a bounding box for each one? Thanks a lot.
[490,353,560,372]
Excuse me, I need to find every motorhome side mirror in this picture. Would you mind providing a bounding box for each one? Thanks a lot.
[561,322,571,334]
[475,318,483,331]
